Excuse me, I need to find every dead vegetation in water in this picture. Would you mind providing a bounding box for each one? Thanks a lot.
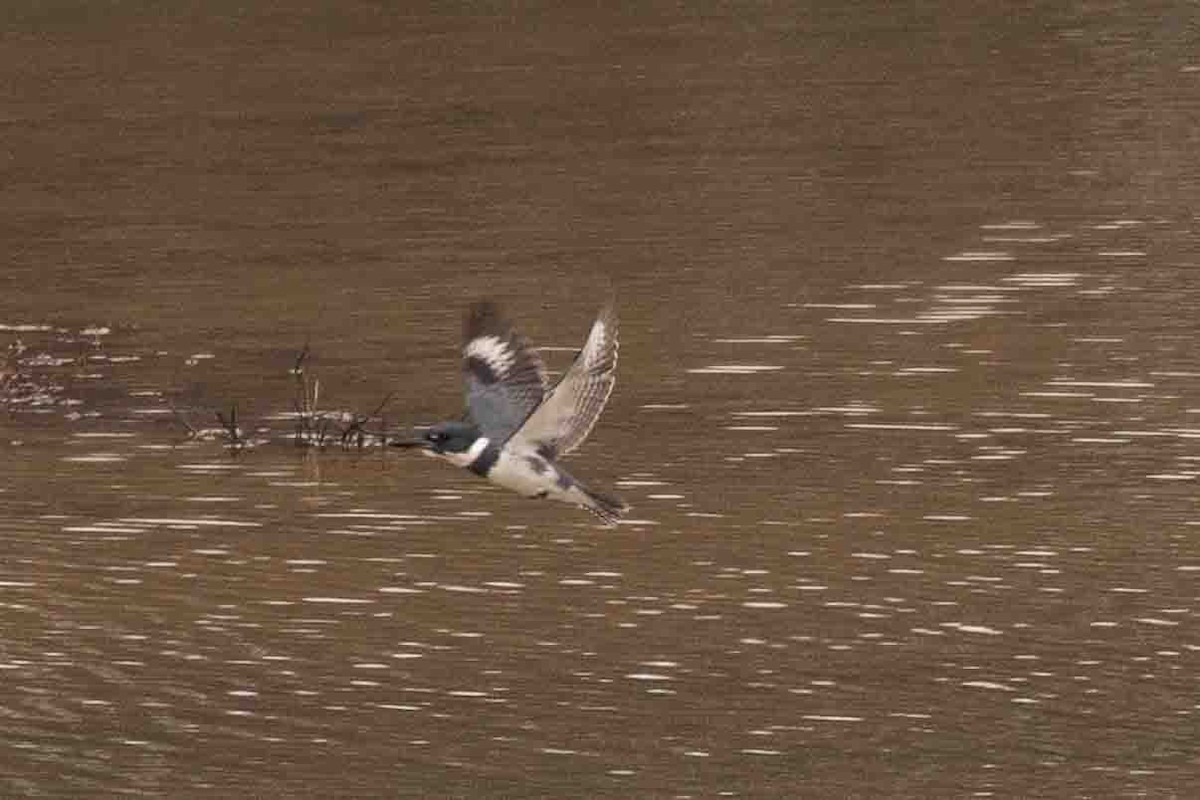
[1,334,77,411]
[166,398,252,450]
[0,340,26,399]
[289,342,395,449]
[2,324,142,418]
[170,342,398,452]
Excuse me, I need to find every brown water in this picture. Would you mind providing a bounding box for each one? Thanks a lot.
[2,3,1198,797]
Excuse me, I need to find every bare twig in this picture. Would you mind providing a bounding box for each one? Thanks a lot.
[168,339,403,452]
[292,341,319,446]
[339,391,396,449]
[215,404,243,449]
[167,398,199,438]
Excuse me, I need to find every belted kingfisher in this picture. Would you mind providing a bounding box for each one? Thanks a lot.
[395,301,627,525]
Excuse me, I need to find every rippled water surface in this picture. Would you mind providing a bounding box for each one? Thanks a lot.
[2,4,1198,797]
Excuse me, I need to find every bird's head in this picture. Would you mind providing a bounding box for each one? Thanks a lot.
[421,421,481,455]
[393,421,484,465]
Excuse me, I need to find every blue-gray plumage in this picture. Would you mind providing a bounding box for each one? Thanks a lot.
[396,302,627,525]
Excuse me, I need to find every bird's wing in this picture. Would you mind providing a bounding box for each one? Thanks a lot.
[511,304,618,459]
[462,301,548,444]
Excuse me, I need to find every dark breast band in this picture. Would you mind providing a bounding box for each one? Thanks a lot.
[468,442,500,477]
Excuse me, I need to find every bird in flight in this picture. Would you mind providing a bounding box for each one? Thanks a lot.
[396,301,627,525]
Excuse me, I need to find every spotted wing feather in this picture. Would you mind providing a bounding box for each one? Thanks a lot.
[512,304,618,459]
[462,302,548,444]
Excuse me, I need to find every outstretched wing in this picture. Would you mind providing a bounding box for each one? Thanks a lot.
[512,304,618,459]
[462,301,548,444]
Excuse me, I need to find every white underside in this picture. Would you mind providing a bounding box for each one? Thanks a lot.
[429,439,596,511]
[488,448,575,501]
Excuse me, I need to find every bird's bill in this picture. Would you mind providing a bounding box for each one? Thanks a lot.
[390,432,429,449]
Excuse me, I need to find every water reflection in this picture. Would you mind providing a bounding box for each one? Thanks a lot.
[3,8,1198,799]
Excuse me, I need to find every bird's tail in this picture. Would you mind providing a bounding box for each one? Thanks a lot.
[576,484,629,527]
